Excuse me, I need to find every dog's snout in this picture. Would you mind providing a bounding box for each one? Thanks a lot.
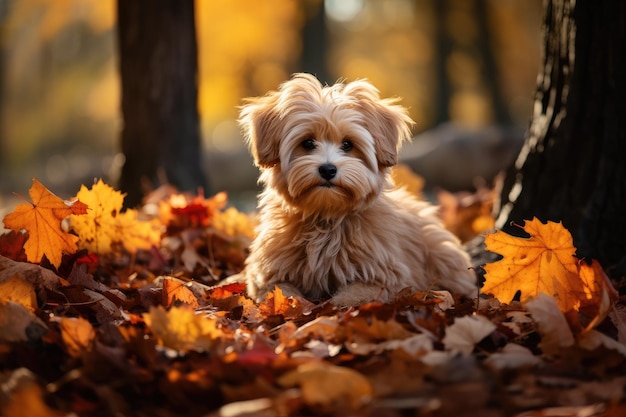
[318,164,337,180]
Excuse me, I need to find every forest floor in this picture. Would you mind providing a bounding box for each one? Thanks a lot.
[1,175,626,417]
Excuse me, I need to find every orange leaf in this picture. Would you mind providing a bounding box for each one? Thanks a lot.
[577,259,618,332]
[482,218,586,312]
[162,278,200,309]
[2,179,87,267]
[59,316,96,357]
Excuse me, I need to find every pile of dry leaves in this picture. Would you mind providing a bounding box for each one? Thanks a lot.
[1,178,625,417]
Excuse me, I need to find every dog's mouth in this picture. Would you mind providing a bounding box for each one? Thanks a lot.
[319,181,334,188]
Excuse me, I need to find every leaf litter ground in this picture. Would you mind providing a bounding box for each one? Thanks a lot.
[1,178,626,417]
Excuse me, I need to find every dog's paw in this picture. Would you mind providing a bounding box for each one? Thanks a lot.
[331,283,389,307]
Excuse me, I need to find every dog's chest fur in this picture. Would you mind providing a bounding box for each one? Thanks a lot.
[249,193,419,300]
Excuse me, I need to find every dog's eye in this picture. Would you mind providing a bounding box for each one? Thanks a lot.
[341,139,354,152]
[301,138,316,151]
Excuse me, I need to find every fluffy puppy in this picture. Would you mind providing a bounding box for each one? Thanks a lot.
[239,73,476,306]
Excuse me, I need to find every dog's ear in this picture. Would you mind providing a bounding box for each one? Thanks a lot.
[238,93,282,168]
[343,80,414,167]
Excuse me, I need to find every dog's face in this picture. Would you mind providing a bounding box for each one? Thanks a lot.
[239,73,414,217]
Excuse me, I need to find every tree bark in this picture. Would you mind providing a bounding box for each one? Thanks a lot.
[299,1,331,85]
[117,0,206,208]
[495,0,626,279]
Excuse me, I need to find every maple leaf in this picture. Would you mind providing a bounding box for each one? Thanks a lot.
[143,305,221,352]
[69,179,161,254]
[2,179,88,267]
[162,277,200,308]
[482,218,588,312]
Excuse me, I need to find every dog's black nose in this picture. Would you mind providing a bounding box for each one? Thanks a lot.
[318,163,337,180]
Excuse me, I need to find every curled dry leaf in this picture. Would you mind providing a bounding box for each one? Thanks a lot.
[442,314,496,355]
[0,255,61,292]
[484,343,542,370]
[525,293,575,356]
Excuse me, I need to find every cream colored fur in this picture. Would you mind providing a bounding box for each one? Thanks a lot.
[238,73,476,306]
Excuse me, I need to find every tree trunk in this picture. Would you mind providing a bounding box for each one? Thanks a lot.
[495,0,626,280]
[117,0,206,208]
[299,1,331,85]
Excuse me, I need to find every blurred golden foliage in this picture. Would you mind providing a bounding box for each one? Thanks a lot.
[0,0,541,194]
[196,1,303,126]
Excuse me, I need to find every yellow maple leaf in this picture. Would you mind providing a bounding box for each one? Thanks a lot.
[143,305,221,352]
[2,179,88,267]
[482,218,618,322]
[69,179,161,254]
[482,218,588,312]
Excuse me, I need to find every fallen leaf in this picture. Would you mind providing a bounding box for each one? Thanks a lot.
[59,316,96,357]
[0,275,37,310]
[578,329,626,357]
[0,255,61,291]
[0,301,47,343]
[260,285,315,319]
[482,218,586,312]
[2,178,87,267]
[143,305,220,352]
[346,333,433,356]
[69,179,161,254]
[443,314,496,355]
[278,361,372,410]
[484,343,542,370]
[0,230,28,262]
[577,260,618,332]
[0,368,66,417]
[162,277,200,308]
[525,293,575,356]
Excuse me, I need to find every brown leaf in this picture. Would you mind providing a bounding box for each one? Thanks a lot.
[0,230,28,262]
[0,302,47,343]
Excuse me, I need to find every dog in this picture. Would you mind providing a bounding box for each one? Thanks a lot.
[238,73,476,306]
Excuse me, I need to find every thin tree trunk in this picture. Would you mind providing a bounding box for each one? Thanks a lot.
[300,1,330,85]
[117,0,206,208]
[496,0,626,279]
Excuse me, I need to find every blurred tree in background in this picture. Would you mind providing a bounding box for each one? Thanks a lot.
[117,0,205,207]
[0,0,541,204]
[495,0,626,280]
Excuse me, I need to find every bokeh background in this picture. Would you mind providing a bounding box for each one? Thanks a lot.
[0,0,542,209]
